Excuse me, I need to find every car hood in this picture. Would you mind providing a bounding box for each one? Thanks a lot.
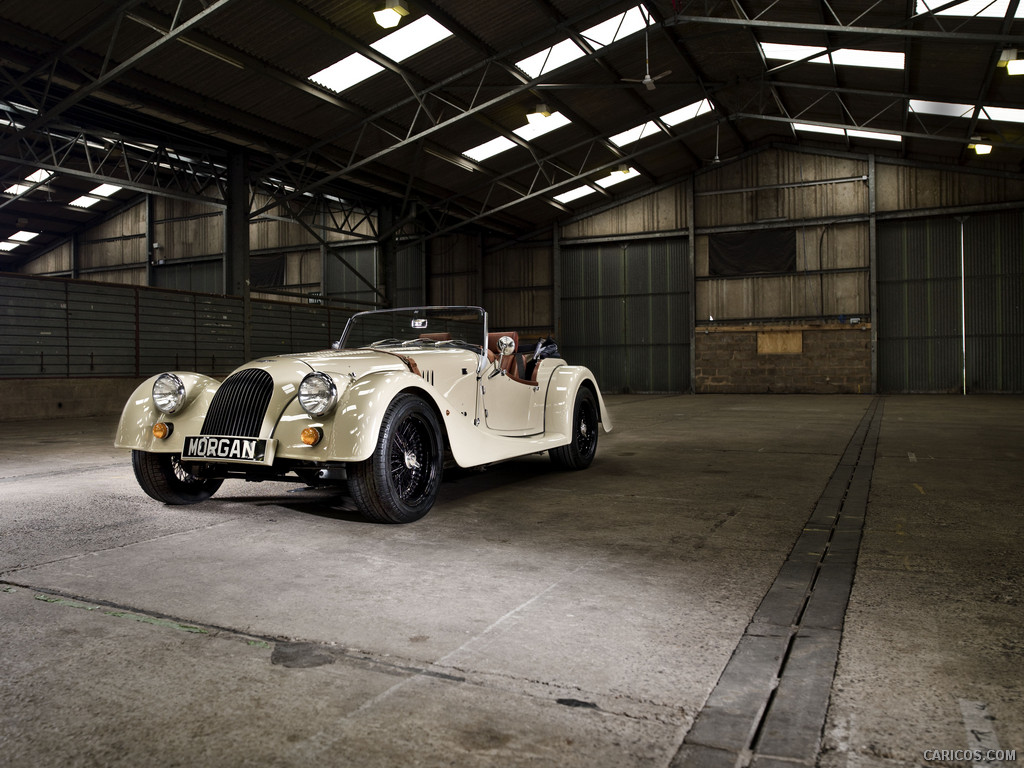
[234,349,417,382]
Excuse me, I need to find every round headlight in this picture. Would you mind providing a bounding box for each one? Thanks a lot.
[152,373,186,414]
[298,372,338,417]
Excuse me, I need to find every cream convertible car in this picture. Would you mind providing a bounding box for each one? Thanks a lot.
[116,306,612,523]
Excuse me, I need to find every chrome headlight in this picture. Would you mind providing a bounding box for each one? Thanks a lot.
[298,372,338,416]
[152,373,186,414]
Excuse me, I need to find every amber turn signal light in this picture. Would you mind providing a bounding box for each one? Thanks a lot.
[152,422,172,439]
[301,426,323,446]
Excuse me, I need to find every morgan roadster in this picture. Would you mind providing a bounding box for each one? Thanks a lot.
[115,306,612,523]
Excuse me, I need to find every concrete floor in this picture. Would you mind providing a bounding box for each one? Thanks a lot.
[0,395,1021,768]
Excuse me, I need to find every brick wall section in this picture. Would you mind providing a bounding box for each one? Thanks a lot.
[695,324,873,394]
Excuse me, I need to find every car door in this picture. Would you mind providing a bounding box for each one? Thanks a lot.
[480,372,546,435]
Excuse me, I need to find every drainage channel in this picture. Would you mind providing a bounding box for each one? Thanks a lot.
[672,397,883,768]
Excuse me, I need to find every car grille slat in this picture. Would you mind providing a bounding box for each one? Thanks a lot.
[201,368,273,437]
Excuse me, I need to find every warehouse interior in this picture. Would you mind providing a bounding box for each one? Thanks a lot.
[1,1,1023,766]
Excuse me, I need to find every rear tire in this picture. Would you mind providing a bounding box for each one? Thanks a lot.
[550,386,599,470]
[348,394,444,523]
[132,450,223,505]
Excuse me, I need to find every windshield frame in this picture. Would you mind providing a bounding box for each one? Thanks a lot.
[338,306,489,373]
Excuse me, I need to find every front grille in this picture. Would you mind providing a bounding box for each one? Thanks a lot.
[201,368,273,437]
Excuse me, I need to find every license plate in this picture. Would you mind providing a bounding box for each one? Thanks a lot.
[182,435,272,464]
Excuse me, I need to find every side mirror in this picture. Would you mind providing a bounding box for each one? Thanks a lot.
[489,335,516,378]
[497,335,516,357]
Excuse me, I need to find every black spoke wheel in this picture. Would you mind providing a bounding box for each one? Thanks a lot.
[131,450,223,505]
[550,386,600,470]
[349,394,444,523]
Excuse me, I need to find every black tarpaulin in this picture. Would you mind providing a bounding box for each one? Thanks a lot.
[709,229,796,276]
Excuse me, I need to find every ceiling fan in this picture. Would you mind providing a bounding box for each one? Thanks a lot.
[622,17,671,90]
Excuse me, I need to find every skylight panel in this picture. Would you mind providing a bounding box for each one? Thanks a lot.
[596,167,640,188]
[662,99,713,126]
[516,39,586,79]
[794,123,901,142]
[909,100,975,118]
[554,186,592,204]
[91,183,123,198]
[514,111,571,141]
[10,231,40,242]
[981,105,1024,123]
[761,42,904,70]
[310,53,384,93]
[371,15,452,60]
[579,6,649,48]
[610,121,659,147]
[4,169,53,196]
[463,136,517,162]
[69,196,102,209]
[847,128,901,142]
[463,112,572,162]
[310,15,452,93]
[916,0,1024,17]
[794,122,847,136]
[0,241,19,252]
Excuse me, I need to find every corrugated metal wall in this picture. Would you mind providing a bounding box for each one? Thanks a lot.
[0,275,354,379]
[878,211,1024,393]
[561,238,690,393]
[877,217,962,393]
[965,211,1024,392]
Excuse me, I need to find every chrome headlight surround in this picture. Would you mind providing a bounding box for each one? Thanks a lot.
[152,373,186,414]
[298,372,338,417]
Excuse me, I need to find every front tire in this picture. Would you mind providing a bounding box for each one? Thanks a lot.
[348,394,444,523]
[550,386,599,470]
[131,450,223,504]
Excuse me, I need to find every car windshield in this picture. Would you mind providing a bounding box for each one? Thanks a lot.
[339,306,487,354]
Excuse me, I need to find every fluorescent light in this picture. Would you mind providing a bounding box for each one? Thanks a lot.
[373,0,408,29]
[761,42,904,70]
[554,186,592,204]
[527,104,551,125]
[10,231,40,242]
[310,15,452,92]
